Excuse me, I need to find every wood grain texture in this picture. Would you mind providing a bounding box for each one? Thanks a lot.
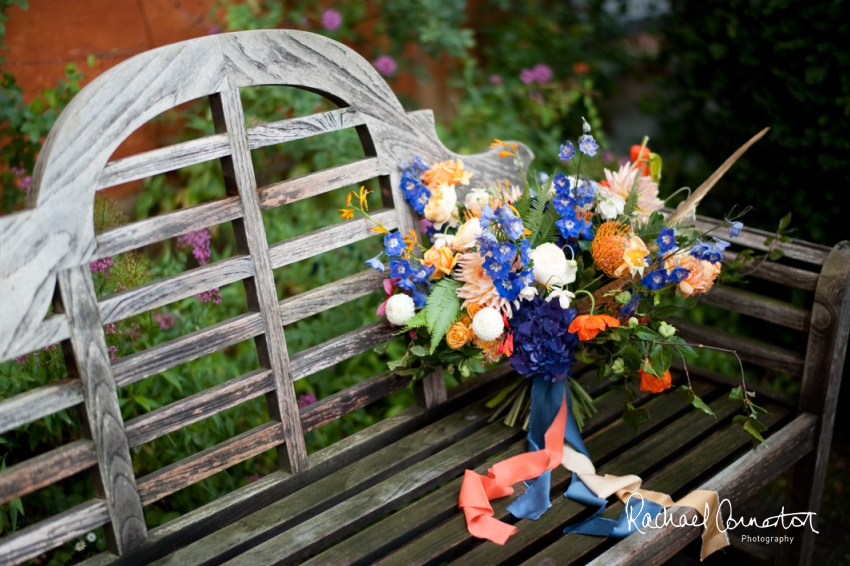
[0,500,110,566]
[248,107,366,150]
[414,368,448,409]
[0,440,96,506]
[278,268,384,326]
[211,88,308,474]
[0,378,82,435]
[98,255,254,326]
[257,157,380,210]
[289,320,395,380]
[112,312,264,388]
[267,209,397,269]
[778,241,850,566]
[583,413,815,566]
[0,313,70,368]
[56,265,146,554]
[701,284,811,332]
[722,250,819,292]
[94,196,242,260]
[125,369,273,447]
[673,317,805,376]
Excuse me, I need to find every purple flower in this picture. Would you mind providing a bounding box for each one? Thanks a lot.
[510,295,579,381]
[15,353,29,365]
[177,229,212,265]
[601,150,615,163]
[727,220,744,238]
[10,167,26,177]
[19,176,31,192]
[372,55,397,77]
[489,74,503,85]
[208,26,221,35]
[321,9,342,30]
[104,323,118,335]
[198,288,222,304]
[559,141,575,162]
[297,392,317,408]
[578,134,599,157]
[531,63,553,83]
[107,345,119,361]
[519,68,535,84]
[153,312,176,330]
[89,257,115,275]
[655,228,676,254]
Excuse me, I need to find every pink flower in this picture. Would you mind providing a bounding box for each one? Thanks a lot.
[297,392,317,408]
[531,63,552,83]
[107,345,119,361]
[177,229,212,265]
[376,279,394,317]
[519,68,535,84]
[10,167,26,177]
[489,74,503,85]
[15,353,29,365]
[372,55,397,77]
[198,288,222,304]
[89,257,115,274]
[321,9,342,30]
[208,26,221,35]
[104,323,118,335]
[528,91,545,105]
[153,312,176,330]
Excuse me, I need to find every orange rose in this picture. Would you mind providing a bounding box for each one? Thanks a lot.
[421,159,473,189]
[466,302,484,319]
[568,314,620,341]
[639,368,672,393]
[446,321,474,349]
[423,246,458,279]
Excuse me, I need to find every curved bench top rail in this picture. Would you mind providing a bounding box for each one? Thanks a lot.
[0,29,531,563]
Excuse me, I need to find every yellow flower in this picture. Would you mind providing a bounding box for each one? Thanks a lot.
[356,186,371,211]
[446,321,475,349]
[422,246,458,279]
[422,159,473,189]
[403,229,418,256]
[372,223,390,235]
[339,208,354,221]
[616,236,651,278]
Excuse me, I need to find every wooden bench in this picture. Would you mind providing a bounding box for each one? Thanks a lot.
[0,30,848,566]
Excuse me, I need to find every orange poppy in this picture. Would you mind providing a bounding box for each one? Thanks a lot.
[568,314,620,341]
[630,145,651,176]
[639,368,672,393]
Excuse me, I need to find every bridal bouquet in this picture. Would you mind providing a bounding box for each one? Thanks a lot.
[341,120,771,554]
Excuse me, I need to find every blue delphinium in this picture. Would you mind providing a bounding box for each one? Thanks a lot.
[553,193,576,216]
[656,228,677,254]
[667,266,691,283]
[479,205,498,229]
[396,278,417,292]
[559,141,576,162]
[498,206,525,240]
[399,172,431,214]
[727,220,744,238]
[390,259,411,279]
[412,264,435,284]
[519,238,532,267]
[640,269,668,290]
[483,256,509,279]
[510,295,579,381]
[574,181,596,207]
[493,241,518,263]
[578,134,599,157]
[556,215,583,239]
[365,254,384,272]
[384,232,405,257]
[412,290,429,308]
[691,239,727,264]
[494,271,524,301]
[553,172,571,195]
[619,293,642,319]
[400,156,430,177]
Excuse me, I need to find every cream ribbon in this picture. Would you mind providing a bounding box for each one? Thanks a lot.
[562,442,730,560]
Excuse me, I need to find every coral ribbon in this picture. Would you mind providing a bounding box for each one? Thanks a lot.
[458,391,567,545]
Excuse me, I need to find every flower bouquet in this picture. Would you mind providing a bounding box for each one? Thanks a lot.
[340,120,772,555]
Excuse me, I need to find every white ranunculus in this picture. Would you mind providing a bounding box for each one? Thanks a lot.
[472,307,504,342]
[432,233,455,250]
[385,294,416,326]
[425,182,458,229]
[519,286,538,301]
[452,218,483,252]
[530,243,577,287]
[596,186,626,220]
[464,188,491,215]
[546,288,576,309]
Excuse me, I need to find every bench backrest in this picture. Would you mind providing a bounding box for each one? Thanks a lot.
[0,30,529,562]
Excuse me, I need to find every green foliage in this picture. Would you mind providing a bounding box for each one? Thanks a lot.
[423,278,462,353]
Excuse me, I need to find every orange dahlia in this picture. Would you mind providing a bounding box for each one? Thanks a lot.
[591,222,631,277]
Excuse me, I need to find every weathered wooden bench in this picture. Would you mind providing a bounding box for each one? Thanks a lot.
[1,30,848,566]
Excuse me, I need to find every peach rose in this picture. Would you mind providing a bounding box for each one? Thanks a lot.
[665,254,721,298]
[452,217,483,251]
[424,182,459,230]
[422,159,473,189]
[446,321,475,349]
[466,302,485,319]
[423,246,458,279]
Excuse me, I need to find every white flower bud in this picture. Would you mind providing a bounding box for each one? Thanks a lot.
[385,294,416,326]
[472,307,504,342]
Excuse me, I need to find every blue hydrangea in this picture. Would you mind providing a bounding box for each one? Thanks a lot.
[365,254,384,272]
[574,181,596,207]
[384,232,405,257]
[640,269,668,290]
[578,134,599,157]
[656,228,677,254]
[510,295,579,381]
[390,259,411,279]
[559,141,576,162]
[667,266,691,283]
[727,220,743,238]
[494,271,524,301]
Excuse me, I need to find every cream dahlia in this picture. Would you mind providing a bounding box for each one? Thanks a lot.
[602,162,664,219]
[455,252,513,316]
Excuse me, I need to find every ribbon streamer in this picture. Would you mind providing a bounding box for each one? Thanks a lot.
[458,377,729,560]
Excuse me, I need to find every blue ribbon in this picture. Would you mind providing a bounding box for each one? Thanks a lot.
[506,377,664,539]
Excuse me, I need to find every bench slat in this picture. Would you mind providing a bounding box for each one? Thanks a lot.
[98,255,254,326]
[0,378,82,435]
[0,440,97,505]
[701,285,811,332]
[125,369,273,448]
[279,268,383,326]
[258,157,380,210]
[722,250,819,292]
[673,317,805,376]
[267,209,397,270]
[291,320,395,381]
[0,500,110,565]
[97,108,366,190]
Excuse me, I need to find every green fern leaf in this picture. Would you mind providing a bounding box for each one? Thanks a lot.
[514,185,533,219]
[424,278,462,353]
[533,206,561,246]
[622,184,640,218]
[528,192,554,244]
